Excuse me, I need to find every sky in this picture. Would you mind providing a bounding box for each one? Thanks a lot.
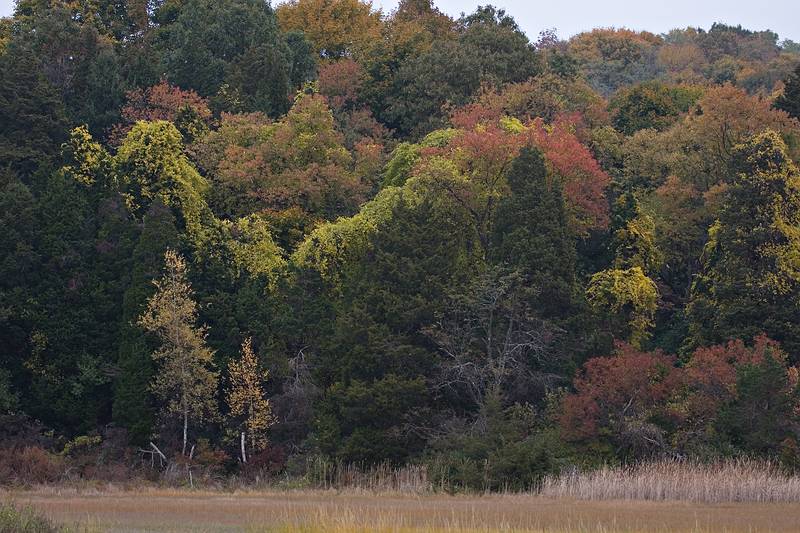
[1,0,798,42]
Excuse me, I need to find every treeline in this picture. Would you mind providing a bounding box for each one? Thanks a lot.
[2,0,800,490]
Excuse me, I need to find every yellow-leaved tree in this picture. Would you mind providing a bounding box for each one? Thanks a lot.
[138,250,218,456]
[226,338,274,463]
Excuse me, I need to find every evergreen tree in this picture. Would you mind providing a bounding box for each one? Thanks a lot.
[490,147,579,322]
[314,196,474,463]
[775,62,800,120]
[0,44,68,179]
[113,200,179,444]
[718,350,795,453]
[687,130,800,359]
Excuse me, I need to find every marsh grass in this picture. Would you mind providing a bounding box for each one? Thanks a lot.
[541,458,800,503]
[7,459,800,532]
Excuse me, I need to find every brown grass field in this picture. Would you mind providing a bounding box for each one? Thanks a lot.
[5,488,800,533]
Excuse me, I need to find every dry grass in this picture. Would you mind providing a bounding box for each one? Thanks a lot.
[540,458,800,503]
[5,460,800,531]
[305,459,430,493]
[5,488,800,532]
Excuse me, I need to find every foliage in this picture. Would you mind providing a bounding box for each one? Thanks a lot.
[226,338,275,459]
[276,0,382,60]
[776,62,800,120]
[489,147,580,324]
[111,80,212,144]
[115,121,210,240]
[193,93,367,224]
[0,502,60,533]
[0,45,68,178]
[3,0,800,479]
[112,200,178,444]
[560,343,682,458]
[427,393,575,492]
[586,267,659,348]
[562,336,800,459]
[610,81,703,135]
[157,0,309,115]
[382,5,540,137]
[687,130,800,359]
[138,250,219,454]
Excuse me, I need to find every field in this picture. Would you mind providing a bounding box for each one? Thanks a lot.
[5,489,800,533]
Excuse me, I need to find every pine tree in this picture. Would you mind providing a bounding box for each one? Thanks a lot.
[687,130,800,359]
[226,337,274,463]
[138,250,218,455]
[0,44,68,179]
[775,63,800,120]
[490,147,579,322]
[113,200,179,444]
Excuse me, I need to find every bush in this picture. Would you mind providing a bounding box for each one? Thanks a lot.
[0,502,60,533]
[0,447,63,485]
[427,395,576,492]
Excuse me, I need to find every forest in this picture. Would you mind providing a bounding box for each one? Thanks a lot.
[2,0,800,492]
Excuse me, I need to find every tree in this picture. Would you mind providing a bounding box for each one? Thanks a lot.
[560,343,683,458]
[226,338,274,464]
[13,4,127,134]
[687,130,800,359]
[313,195,474,463]
[684,85,799,189]
[114,120,210,238]
[318,59,389,149]
[384,6,540,137]
[676,336,796,454]
[427,269,560,413]
[610,81,702,135]
[194,93,366,226]
[775,62,800,120]
[138,250,218,455]
[490,147,579,322]
[110,80,212,144]
[717,347,797,453]
[586,267,659,348]
[567,28,662,95]
[276,0,382,59]
[611,193,662,275]
[0,44,68,179]
[158,0,308,115]
[113,200,179,444]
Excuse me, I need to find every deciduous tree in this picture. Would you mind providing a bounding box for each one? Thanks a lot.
[138,250,218,455]
[226,338,274,463]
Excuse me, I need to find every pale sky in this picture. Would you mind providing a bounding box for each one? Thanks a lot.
[1,0,799,42]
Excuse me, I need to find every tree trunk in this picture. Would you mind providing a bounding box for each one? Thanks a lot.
[182,411,188,456]
[240,431,247,464]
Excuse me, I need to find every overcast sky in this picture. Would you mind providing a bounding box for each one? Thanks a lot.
[2,0,799,42]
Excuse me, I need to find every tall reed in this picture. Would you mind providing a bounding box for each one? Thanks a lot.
[541,458,800,503]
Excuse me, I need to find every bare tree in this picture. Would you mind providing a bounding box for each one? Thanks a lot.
[426,270,562,414]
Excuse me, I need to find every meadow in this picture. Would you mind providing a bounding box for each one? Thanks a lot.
[5,460,800,532]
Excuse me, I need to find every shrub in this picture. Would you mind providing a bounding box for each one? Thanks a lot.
[427,394,576,492]
[0,447,63,485]
[0,502,60,533]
